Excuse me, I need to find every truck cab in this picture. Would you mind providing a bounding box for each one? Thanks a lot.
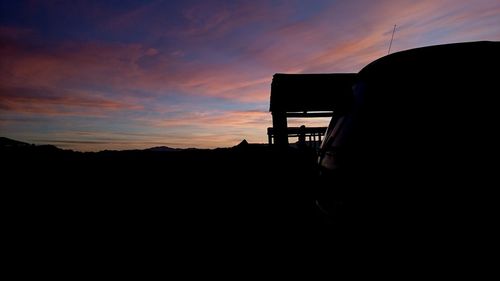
[316,41,500,229]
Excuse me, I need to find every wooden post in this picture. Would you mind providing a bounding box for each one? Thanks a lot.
[272,111,288,147]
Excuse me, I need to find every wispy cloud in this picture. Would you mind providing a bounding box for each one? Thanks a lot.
[147,109,270,128]
[0,85,141,116]
[0,26,272,104]
[233,0,500,74]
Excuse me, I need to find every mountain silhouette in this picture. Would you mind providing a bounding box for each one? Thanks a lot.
[0,137,30,147]
[234,139,249,148]
[144,146,181,152]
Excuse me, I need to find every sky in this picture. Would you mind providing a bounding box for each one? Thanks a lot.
[1,0,499,151]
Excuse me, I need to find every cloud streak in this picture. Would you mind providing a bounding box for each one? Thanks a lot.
[0,85,141,116]
[147,110,270,128]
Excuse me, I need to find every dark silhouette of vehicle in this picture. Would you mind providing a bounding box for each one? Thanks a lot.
[316,41,500,230]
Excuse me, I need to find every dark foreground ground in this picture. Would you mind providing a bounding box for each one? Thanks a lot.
[4,138,498,266]
[3,140,330,237]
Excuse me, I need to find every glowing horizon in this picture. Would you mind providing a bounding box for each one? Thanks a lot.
[1,0,499,151]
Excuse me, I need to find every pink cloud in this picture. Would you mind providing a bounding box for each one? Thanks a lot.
[0,85,141,116]
[4,0,498,111]
[0,26,275,107]
[237,0,500,75]
[0,38,146,90]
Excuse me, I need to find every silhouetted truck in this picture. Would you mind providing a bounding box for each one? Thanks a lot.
[316,41,500,231]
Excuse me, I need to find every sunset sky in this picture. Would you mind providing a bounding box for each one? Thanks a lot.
[1,0,499,151]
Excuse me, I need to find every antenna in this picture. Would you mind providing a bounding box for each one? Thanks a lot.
[388,24,396,55]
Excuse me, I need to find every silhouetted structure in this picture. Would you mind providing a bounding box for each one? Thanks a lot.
[298,125,306,148]
[267,126,325,149]
[268,73,356,147]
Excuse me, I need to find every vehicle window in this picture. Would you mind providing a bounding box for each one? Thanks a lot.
[320,115,345,151]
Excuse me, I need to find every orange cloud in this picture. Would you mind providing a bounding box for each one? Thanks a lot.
[147,110,270,128]
[133,110,332,149]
